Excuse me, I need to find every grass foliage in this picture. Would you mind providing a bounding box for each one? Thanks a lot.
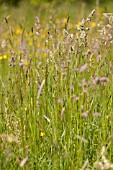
[1,4,113,170]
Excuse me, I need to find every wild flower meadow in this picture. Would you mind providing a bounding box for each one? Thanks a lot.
[1,4,113,170]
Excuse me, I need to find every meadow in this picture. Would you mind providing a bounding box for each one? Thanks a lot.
[1,1,113,169]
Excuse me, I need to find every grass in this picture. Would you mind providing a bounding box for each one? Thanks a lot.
[1,1,113,170]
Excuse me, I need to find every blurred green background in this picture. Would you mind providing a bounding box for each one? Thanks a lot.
[0,0,112,6]
[0,0,113,29]
[0,0,113,6]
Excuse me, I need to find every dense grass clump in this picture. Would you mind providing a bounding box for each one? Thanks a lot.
[1,8,113,170]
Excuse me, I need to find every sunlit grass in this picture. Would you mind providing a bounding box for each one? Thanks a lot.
[1,2,113,170]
